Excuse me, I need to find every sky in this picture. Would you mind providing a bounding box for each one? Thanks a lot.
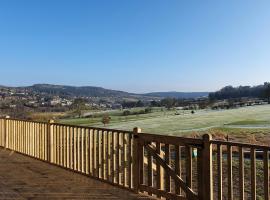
[0,0,270,93]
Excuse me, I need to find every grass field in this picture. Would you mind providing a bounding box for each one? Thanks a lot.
[60,104,270,143]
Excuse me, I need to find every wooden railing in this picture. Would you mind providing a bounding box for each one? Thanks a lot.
[0,116,269,200]
[211,140,270,200]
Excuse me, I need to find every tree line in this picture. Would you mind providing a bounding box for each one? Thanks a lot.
[209,82,270,102]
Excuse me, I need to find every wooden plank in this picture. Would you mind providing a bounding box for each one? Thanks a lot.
[251,148,256,200]
[66,126,69,168]
[76,128,82,172]
[212,140,270,151]
[85,128,89,174]
[92,129,96,176]
[81,128,85,173]
[59,125,63,166]
[70,127,74,170]
[147,147,153,195]
[156,142,161,198]
[88,129,91,174]
[264,150,269,200]
[217,144,223,200]
[175,145,180,195]
[116,132,120,184]
[228,145,233,200]
[139,133,203,147]
[106,131,109,180]
[197,148,203,199]
[95,130,100,178]
[186,146,192,189]
[239,146,244,200]
[165,144,171,194]
[123,133,126,186]
[110,131,115,182]
[128,133,132,188]
[101,131,105,179]
[73,127,77,170]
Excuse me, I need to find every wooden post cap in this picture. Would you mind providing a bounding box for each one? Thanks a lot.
[133,127,142,133]
[5,116,10,119]
[48,119,55,123]
[203,134,212,141]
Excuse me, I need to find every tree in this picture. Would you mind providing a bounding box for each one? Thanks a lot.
[123,110,131,116]
[264,83,270,103]
[161,98,176,110]
[150,100,160,107]
[71,98,89,118]
[101,114,111,126]
[136,100,144,107]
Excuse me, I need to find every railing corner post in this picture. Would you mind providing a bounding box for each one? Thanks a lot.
[4,116,10,149]
[201,134,213,200]
[47,119,54,163]
[133,127,141,193]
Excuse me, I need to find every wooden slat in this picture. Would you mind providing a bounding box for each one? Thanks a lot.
[147,147,153,195]
[197,148,203,199]
[165,144,171,193]
[85,128,89,174]
[66,126,69,168]
[60,126,63,166]
[251,148,256,200]
[239,146,244,200]
[81,128,85,173]
[186,146,192,189]
[228,145,233,200]
[110,131,115,182]
[101,130,104,179]
[128,133,132,188]
[217,144,223,200]
[92,129,95,176]
[70,127,74,170]
[88,129,91,174]
[116,132,119,184]
[73,127,77,170]
[264,150,269,200]
[78,128,81,172]
[175,145,180,195]
[156,142,161,198]
[123,133,126,186]
[95,130,100,178]
[106,131,109,180]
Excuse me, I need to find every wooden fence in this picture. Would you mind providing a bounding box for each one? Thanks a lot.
[0,117,269,200]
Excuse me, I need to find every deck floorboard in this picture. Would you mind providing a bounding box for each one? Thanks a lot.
[0,148,154,200]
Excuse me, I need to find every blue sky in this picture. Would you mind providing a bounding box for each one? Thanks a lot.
[0,0,269,93]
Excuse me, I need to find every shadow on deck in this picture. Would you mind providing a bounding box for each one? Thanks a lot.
[0,148,154,200]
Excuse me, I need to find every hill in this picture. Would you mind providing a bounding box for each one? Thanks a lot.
[0,84,210,99]
[25,84,131,97]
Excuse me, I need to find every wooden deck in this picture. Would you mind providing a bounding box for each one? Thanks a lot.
[0,148,154,200]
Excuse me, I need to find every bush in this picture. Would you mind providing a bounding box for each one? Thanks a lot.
[145,107,152,113]
[123,110,131,116]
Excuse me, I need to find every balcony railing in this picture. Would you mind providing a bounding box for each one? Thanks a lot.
[0,116,269,200]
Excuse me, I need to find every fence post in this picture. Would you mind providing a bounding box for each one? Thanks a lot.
[47,119,54,163]
[4,116,10,149]
[133,127,141,193]
[201,134,213,200]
